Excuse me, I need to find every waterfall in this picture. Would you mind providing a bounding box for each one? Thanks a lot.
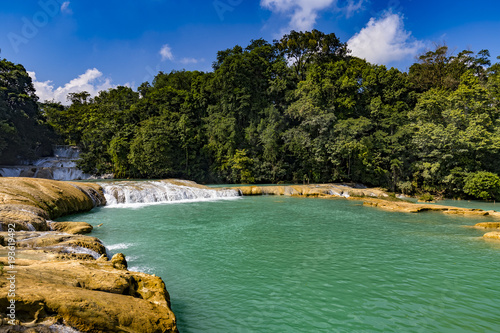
[63,246,103,260]
[100,180,240,207]
[53,145,81,159]
[0,167,23,177]
[0,145,90,181]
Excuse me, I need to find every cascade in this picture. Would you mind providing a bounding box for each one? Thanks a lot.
[100,180,239,206]
[0,145,90,181]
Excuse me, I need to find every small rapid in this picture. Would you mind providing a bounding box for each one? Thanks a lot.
[99,180,240,207]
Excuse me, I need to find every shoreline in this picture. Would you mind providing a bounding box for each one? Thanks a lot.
[231,184,500,236]
[0,177,178,332]
[2,178,499,331]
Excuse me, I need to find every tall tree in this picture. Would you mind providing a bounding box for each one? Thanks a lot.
[0,58,54,163]
[274,29,348,80]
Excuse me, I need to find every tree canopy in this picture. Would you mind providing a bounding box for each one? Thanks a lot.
[3,31,500,201]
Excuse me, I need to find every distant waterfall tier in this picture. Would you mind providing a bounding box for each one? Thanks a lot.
[100,180,240,206]
[0,145,90,181]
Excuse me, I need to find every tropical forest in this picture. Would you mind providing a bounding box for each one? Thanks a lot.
[2,30,500,200]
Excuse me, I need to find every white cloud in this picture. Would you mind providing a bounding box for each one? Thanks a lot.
[160,44,174,61]
[28,69,114,105]
[60,1,72,14]
[179,57,204,65]
[261,0,336,32]
[343,0,364,18]
[158,44,203,65]
[347,12,424,65]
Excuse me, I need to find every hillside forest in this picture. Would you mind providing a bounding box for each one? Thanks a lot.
[2,30,500,200]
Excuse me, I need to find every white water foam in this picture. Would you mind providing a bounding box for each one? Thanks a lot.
[128,265,155,274]
[0,145,90,181]
[64,246,102,260]
[106,242,135,251]
[0,167,23,177]
[49,324,82,333]
[100,180,240,208]
[125,255,140,262]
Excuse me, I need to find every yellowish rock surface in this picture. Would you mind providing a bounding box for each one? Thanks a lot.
[0,258,178,332]
[483,231,500,240]
[474,222,500,229]
[0,177,178,332]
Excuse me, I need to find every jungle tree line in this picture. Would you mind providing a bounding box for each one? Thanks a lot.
[2,30,500,199]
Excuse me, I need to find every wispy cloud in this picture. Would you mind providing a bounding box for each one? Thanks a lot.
[347,12,424,65]
[28,69,115,104]
[60,1,73,15]
[158,44,203,66]
[179,57,204,65]
[261,0,336,32]
[160,44,174,61]
[261,0,366,33]
[343,0,364,18]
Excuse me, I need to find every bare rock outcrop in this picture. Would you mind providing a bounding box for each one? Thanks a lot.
[0,177,105,231]
[474,222,500,229]
[483,231,500,240]
[233,183,387,198]
[0,178,178,332]
[0,258,178,332]
[48,221,93,235]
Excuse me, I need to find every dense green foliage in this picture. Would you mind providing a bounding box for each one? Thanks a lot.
[463,171,500,200]
[0,57,55,163]
[3,31,500,200]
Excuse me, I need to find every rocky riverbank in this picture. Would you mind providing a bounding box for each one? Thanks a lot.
[2,179,499,331]
[0,177,178,332]
[232,183,388,197]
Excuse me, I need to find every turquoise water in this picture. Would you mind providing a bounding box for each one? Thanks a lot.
[63,196,500,332]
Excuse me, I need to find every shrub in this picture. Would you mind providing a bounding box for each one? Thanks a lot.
[463,171,500,201]
[419,193,434,202]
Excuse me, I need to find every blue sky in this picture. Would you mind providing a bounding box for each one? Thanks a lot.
[1,0,499,103]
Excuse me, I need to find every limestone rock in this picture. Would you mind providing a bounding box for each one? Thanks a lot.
[361,197,500,218]
[0,177,106,231]
[483,231,500,240]
[474,222,500,229]
[232,183,387,198]
[0,178,178,332]
[0,231,107,262]
[0,258,178,333]
[49,221,93,234]
[19,168,36,178]
[111,253,128,270]
[35,168,54,179]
